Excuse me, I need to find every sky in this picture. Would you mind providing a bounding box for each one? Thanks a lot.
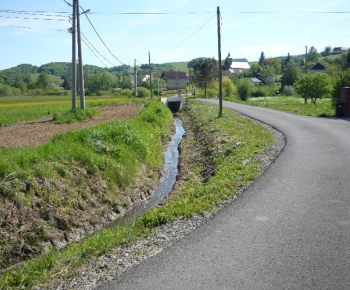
[0,0,349,70]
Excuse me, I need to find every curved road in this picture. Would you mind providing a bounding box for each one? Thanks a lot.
[98,100,350,289]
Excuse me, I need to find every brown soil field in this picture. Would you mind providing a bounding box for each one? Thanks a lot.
[0,104,142,148]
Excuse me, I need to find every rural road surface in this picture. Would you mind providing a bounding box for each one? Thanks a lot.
[98,100,350,290]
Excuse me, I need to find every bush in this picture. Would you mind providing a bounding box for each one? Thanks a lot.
[137,87,150,98]
[251,87,266,97]
[0,84,10,97]
[222,77,236,97]
[282,85,296,96]
[332,69,350,105]
[236,79,253,101]
[120,89,133,98]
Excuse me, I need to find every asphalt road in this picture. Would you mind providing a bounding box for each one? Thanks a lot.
[98,100,350,290]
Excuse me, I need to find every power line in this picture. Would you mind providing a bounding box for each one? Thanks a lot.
[0,15,67,22]
[0,10,68,18]
[81,32,115,67]
[154,12,216,57]
[81,36,109,67]
[62,0,72,7]
[1,25,67,32]
[80,6,126,65]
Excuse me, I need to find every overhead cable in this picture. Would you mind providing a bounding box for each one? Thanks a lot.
[81,32,115,67]
[155,12,216,57]
[80,6,126,65]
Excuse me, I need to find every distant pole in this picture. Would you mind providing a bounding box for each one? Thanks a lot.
[76,0,85,109]
[217,6,223,116]
[305,46,308,73]
[149,52,153,98]
[134,59,137,98]
[71,0,77,109]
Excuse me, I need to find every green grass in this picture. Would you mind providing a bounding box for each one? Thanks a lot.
[0,100,274,289]
[53,108,101,124]
[0,95,134,126]
[225,96,335,117]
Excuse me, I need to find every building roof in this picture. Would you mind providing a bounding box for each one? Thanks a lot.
[230,62,250,70]
[161,71,188,80]
[250,77,261,83]
[310,62,325,71]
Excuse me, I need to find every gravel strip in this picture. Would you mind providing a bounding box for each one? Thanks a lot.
[34,118,285,290]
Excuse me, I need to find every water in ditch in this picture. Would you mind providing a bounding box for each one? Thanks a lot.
[114,117,185,226]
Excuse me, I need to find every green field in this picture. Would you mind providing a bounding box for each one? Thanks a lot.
[225,96,335,117]
[0,95,133,126]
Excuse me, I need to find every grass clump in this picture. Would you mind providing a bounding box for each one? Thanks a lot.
[53,108,100,124]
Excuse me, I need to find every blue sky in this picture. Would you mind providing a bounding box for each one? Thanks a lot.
[0,0,349,70]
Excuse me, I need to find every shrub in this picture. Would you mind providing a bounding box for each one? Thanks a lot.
[236,79,253,101]
[222,77,236,97]
[120,89,133,98]
[137,87,150,98]
[282,85,296,96]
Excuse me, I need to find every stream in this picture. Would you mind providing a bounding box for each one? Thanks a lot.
[114,117,185,226]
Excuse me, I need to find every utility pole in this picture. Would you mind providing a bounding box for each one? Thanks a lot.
[76,0,85,109]
[217,6,223,116]
[149,51,153,98]
[305,46,308,73]
[71,0,77,109]
[134,59,137,98]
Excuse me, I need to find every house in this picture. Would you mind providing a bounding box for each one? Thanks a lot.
[161,71,188,90]
[310,62,326,74]
[249,77,261,86]
[333,47,348,54]
[223,53,250,77]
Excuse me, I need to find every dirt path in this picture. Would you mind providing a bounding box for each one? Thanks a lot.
[0,104,142,148]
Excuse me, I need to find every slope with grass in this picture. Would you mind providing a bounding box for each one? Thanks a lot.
[0,101,277,289]
[0,101,173,271]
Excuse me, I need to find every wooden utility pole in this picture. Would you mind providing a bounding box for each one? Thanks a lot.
[71,0,77,109]
[305,46,308,73]
[149,51,153,98]
[217,6,223,116]
[76,0,85,109]
[134,59,137,98]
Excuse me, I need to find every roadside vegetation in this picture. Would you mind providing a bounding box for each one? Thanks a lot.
[0,100,274,289]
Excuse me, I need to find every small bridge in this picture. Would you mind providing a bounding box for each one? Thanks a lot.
[161,96,186,113]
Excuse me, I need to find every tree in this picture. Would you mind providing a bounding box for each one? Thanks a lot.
[307,46,319,63]
[295,73,333,104]
[191,58,217,97]
[119,74,132,89]
[259,51,265,66]
[97,71,117,90]
[281,61,300,88]
[36,72,50,90]
[321,46,332,57]
[264,58,282,74]
[259,65,276,84]
[249,63,262,78]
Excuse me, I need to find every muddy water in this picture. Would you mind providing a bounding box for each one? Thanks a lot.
[114,117,185,226]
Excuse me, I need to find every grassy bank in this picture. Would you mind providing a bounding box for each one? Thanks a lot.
[0,101,275,289]
[0,95,134,126]
[224,96,335,117]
